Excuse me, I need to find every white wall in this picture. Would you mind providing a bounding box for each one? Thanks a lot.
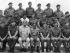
[0,0,70,13]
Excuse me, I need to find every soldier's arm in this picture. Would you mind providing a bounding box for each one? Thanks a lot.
[45,33,50,40]
[13,26,18,37]
[33,8,35,14]
[40,32,45,39]
[53,12,56,17]
[51,9,54,17]
[8,26,12,38]
[18,26,23,37]
[26,8,28,16]
[61,11,64,17]
[13,9,16,16]
[22,9,26,16]
[4,9,8,16]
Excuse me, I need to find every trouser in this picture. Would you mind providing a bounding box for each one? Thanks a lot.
[52,40,60,52]
[7,38,17,51]
[1,39,7,51]
[18,37,30,48]
[30,37,40,52]
[64,40,70,52]
[41,39,53,52]
[59,39,65,52]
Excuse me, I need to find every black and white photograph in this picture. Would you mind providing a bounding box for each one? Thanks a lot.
[0,0,70,53]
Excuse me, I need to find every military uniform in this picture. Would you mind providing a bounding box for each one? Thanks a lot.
[16,8,26,18]
[40,24,52,52]
[30,26,40,52]
[4,7,15,17]
[4,7,15,25]
[51,26,61,52]
[54,10,64,20]
[43,8,53,18]
[60,16,70,52]
[0,17,8,51]
[8,24,18,52]
[26,7,35,19]
[35,9,43,19]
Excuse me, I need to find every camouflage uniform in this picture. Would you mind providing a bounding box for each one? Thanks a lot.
[0,17,8,51]
[51,26,61,52]
[4,7,15,17]
[30,25,40,52]
[54,10,64,20]
[60,16,70,52]
[4,7,15,25]
[43,8,53,18]
[40,23,52,52]
[35,9,43,19]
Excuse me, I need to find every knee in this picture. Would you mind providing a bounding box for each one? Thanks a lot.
[18,37,22,42]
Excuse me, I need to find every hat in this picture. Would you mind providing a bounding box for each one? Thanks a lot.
[8,2,12,5]
[65,11,69,15]
[37,3,41,6]
[56,4,60,7]
[18,3,22,6]
[46,3,50,6]
[28,2,32,4]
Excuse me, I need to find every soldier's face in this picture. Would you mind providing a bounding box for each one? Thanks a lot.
[38,5,41,9]
[19,5,22,8]
[57,6,60,10]
[9,4,12,7]
[47,5,50,8]
[28,3,32,7]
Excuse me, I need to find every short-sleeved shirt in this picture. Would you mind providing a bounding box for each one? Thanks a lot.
[40,27,50,38]
[43,8,53,17]
[51,27,61,37]
[26,7,35,16]
[35,9,43,19]
[4,7,15,16]
[19,25,30,40]
[8,25,18,36]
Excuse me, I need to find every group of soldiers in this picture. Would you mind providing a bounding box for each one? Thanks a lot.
[0,1,70,53]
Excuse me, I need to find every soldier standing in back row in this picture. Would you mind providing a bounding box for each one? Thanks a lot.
[15,3,26,26]
[4,2,15,25]
[43,3,53,18]
[54,4,64,20]
[35,3,43,19]
[26,2,35,19]
[4,2,15,17]
[16,3,26,18]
